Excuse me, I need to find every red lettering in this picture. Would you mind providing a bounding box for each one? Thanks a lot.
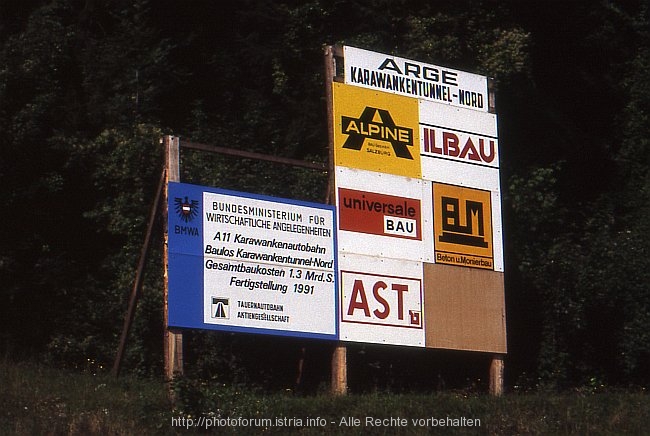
[428,130,497,165]
[392,284,408,320]
[424,128,443,155]
[442,132,460,157]
[479,139,496,163]
[372,281,390,319]
[347,279,370,317]
[423,128,431,153]
[459,138,481,161]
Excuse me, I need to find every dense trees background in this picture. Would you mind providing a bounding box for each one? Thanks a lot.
[1,0,649,391]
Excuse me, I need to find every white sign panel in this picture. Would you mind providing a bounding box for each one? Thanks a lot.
[335,167,434,262]
[416,101,503,272]
[339,254,424,347]
[344,45,488,112]
[419,100,500,186]
[420,100,499,169]
[203,191,336,335]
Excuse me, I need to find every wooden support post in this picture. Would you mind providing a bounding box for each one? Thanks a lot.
[489,354,505,396]
[324,45,348,396]
[488,78,497,114]
[163,135,184,382]
[331,344,347,395]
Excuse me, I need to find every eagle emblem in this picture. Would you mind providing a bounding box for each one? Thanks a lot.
[174,196,199,222]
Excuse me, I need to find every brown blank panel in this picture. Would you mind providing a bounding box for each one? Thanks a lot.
[424,263,506,353]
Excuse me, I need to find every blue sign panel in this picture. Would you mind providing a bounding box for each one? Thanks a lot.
[167,182,338,340]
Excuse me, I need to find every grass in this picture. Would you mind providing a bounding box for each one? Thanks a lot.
[1,360,648,435]
[0,360,170,435]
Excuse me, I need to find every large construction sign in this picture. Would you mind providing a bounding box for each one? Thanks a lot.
[163,45,506,386]
[330,45,506,353]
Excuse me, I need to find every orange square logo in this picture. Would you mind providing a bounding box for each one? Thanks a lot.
[432,183,493,269]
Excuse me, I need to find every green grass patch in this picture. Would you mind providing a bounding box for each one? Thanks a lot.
[0,360,170,435]
[1,360,648,435]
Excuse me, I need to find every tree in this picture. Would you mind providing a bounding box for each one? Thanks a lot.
[505,1,650,388]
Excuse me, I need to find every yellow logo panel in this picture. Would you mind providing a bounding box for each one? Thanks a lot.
[333,82,421,178]
[433,183,493,270]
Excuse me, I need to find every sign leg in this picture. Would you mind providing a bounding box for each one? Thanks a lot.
[331,343,347,395]
[164,328,184,380]
[489,354,504,396]
[164,135,184,389]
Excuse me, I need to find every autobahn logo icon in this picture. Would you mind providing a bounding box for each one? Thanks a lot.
[211,297,230,319]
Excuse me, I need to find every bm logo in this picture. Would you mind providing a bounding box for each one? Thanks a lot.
[439,197,488,248]
[433,183,494,269]
[341,107,414,160]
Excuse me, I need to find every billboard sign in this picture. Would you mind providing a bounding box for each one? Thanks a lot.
[167,182,338,340]
[344,45,488,112]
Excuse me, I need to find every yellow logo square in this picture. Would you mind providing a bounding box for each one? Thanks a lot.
[333,83,421,178]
